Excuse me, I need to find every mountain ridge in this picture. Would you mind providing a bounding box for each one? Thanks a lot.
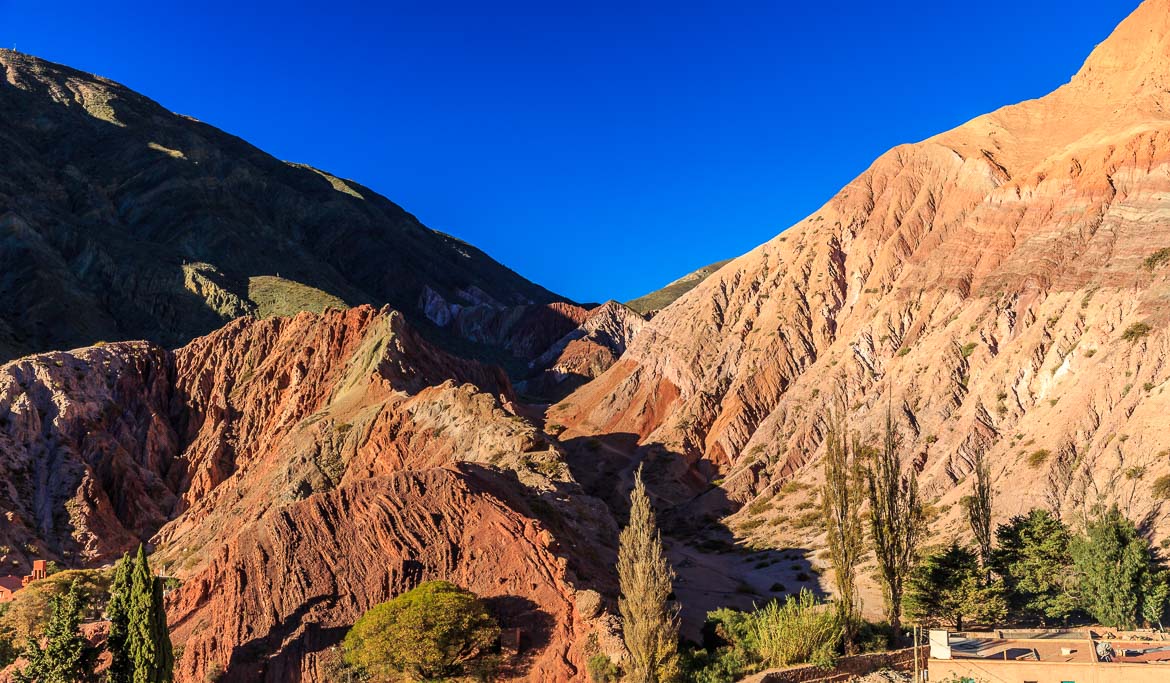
[0,48,567,364]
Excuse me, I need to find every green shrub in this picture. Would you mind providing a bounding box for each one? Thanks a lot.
[1122,322,1152,342]
[586,653,621,682]
[1152,475,1170,500]
[1027,450,1051,468]
[1142,248,1170,271]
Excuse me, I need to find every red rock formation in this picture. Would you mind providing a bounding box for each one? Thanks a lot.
[168,468,591,683]
[557,0,1170,556]
[521,301,648,401]
[0,306,620,681]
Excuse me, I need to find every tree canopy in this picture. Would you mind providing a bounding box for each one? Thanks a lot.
[342,581,500,682]
[904,543,1007,631]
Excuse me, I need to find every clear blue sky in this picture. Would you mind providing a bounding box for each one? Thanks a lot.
[0,1,1138,303]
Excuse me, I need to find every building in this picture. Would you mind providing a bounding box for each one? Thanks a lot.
[928,629,1170,683]
[0,560,50,604]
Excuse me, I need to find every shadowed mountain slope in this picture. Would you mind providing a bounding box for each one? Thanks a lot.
[0,50,565,364]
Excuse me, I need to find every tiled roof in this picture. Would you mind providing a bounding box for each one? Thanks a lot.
[0,576,24,592]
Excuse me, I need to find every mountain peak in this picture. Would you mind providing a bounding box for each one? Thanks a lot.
[1074,0,1170,96]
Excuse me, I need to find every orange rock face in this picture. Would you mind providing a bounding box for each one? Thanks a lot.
[558,0,1170,553]
[0,306,619,681]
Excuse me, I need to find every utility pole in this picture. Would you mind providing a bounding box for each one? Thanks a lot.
[913,624,920,682]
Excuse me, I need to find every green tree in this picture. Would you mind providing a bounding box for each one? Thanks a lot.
[963,452,993,571]
[342,581,499,682]
[991,509,1077,623]
[105,552,133,683]
[863,406,924,642]
[618,465,680,683]
[904,544,1007,631]
[820,408,864,651]
[127,546,173,683]
[1070,506,1163,629]
[14,580,97,683]
[1141,571,1170,630]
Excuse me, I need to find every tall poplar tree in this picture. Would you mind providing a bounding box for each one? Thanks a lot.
[964,452,993,571]
[618,465,679,683]
[821,408,864,651]
[864,405,924,642]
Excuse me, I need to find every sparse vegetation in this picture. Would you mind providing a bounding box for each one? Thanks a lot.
[1026,449,1051,468]
[1121,322,1152,342]
[1153,475,1170,500]
[1142,247,1170,271]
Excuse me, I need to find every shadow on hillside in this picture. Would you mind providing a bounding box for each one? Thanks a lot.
[457,462,620,590]
[483,594,556,678]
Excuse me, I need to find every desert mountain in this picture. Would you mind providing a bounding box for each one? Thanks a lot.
[557,0,1170,555]
[0,306,621,681]
[0,50,569,365]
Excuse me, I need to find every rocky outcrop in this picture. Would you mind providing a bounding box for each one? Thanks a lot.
[420,285,594,363]
[557,0,1170,550]
[520,301,648,401]
[0,306,620,680]
[0,50,565,364]
[168,467,594,683]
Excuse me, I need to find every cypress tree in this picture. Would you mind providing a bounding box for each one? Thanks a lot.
[106,552,133,683]
[15,579,96,683]
[128,546,174,683]
[617,465,680,683]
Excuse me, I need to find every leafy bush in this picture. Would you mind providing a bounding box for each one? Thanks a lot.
[904,543,1008,630]
[993,508,1077,623]
[342,581,499,681]
[1122,322,1152,342]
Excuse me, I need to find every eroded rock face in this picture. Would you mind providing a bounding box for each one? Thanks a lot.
[420,286,594,363]
[556,0,1170,542]
[168,468,593,683]
[0,306,618,681]
[521,301,648,401]
[0,343,182,567]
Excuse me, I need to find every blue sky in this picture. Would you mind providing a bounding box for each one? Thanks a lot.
[0,1,1138,303]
